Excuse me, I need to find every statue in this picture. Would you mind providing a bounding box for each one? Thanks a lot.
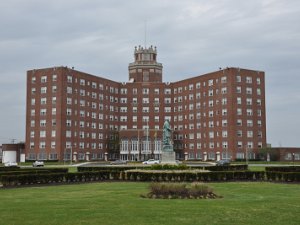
[163,120,172,146]
[161,120,175,162]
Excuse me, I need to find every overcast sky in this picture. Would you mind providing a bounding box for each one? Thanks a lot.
[0,0,299,147]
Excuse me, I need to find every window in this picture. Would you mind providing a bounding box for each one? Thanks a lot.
[257,88,261,95]
[247,131,253,138]
[51,130,56,137]
[164,88,171,94]
[221,87,227,94]
[236,86,241,93]
[246,76,252,83]
[66,108,72,116]
[237,97,242,105]
[40,130,46,138]
[222,141,228,148]
[246,98,252,105]
[237,119,242,126]
[257,99,262,106]
[257,77,261,85]
[80,79,85,86]
[41,76,47,83]
[31,88,36,94]
[40,120,46,127]
[143,107,149,113]
[237,130,242,137]
[31,77,36,83]
[247,120,253,127]
[246,87,252,94]
[40,109,46,116]
[143,98,149,104]
[236,75,241,82]
[80,89,85,96]
[121,88,127,94]
[247,109,253,116]
[222,109,227,116]
[66,131,72,138]
[143,88,149,95]
[222,98,227,105]
[67,76,72,83]
[221,76,227,83]
[52,74,57,81]
[132,88,137,95]
[67,87,72,94]
[66,120,72,127]
[257,109,262,117]
[92,82,97,88]
[222,119,227,127]
[120,98,127,104]
[41,87,47,94]
[237,108,242,115]
[39,142,46,148]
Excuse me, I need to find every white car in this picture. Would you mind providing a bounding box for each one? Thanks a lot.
[4,162,18,167]
[33,161,45,167]
[142,159,160,165]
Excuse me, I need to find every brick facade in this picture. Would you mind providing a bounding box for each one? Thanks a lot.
[25,46,266,161]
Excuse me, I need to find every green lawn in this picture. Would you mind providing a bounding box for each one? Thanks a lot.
[0,182,299,225]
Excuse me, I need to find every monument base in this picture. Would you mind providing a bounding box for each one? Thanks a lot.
[161,151,176,164]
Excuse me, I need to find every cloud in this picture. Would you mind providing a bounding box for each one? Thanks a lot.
[0,0,300,146]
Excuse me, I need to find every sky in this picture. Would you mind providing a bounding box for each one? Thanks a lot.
[0,0,299,147]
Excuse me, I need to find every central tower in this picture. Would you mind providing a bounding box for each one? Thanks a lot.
[128,45,163,83]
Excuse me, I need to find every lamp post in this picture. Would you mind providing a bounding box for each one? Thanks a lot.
[292,153,295,166]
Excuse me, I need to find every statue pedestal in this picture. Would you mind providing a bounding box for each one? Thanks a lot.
[161,145,176,164]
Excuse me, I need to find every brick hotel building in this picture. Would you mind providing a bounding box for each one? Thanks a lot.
[25,45,266,162]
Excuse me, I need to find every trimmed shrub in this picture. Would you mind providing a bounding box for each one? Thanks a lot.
[125,170,265,182]
[77,166,138,172]
[266,172,300,182]
[0,167,20,172]
[206,165,248,171]
[265,166,300,172]
[149,164,188,170]
[144,182,220,199]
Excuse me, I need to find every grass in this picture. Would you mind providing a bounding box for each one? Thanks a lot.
[0,182,299,225]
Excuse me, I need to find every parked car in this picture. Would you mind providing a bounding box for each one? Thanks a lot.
[142,159,160,165]
[32,161,45,167]
[4,162,18,167]
[110,160,127,165]
[216,159,231,166]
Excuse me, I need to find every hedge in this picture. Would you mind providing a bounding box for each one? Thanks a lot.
[0,167,21,172]
[265,166,300,172]
[266,172,300,182]
[124,170,265,182]
[205,165,248,171]
[77,166,138,172]
[1,170,299,188]
[0,171,114,187]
